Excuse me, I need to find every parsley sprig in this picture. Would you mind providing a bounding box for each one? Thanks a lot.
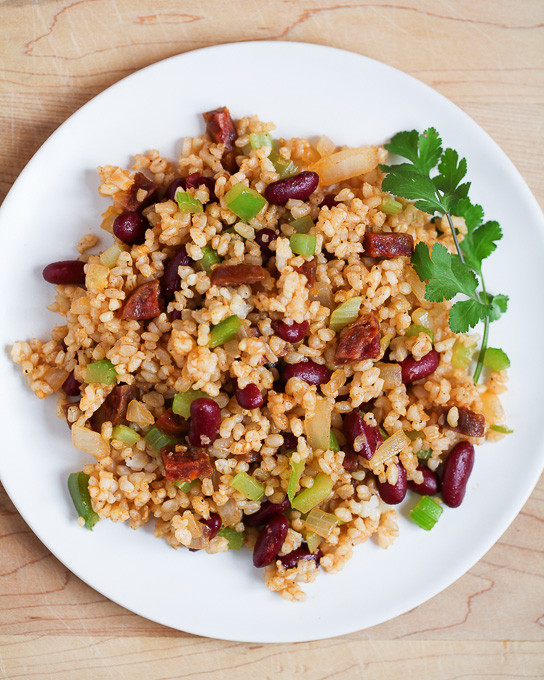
[380,128,508,382]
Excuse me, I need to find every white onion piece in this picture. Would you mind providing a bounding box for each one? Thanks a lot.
[72,426,109,459]
[369,430,410,471]
[309,146,380,185]
[305,398,332,451]
[217,499,242,527]
[376,362,402,389]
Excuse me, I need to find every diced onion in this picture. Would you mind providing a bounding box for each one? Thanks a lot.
[304,508,338,538]
[100,243,127,268]
[370,430,410,470]
[85,263,110,292]
[216,499,242,527]
[411,307,435,332]
[405,267,427,304]
[376,362,402,389]
[72,426,110,459]
[44,367,69,391]
[309,146,380,185]
[481,391,505,426]
[305,398,332,451]
[316,135,335,157]
[127,399,155,426]
[309,282,333,308]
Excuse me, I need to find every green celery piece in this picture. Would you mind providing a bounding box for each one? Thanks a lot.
[483,347,510,371]
[329,431,340,453]
[176,190,204,214]
[85,359,117,385]
[100,243,127,268]
[199,246,222,273]
[288,458,305,503]
[405,324,434,342]
[380,196,403,215]
[290,215,314,234]
[329,297,363,332]
[489,425,514,434]
[172,390,209,418]
[306,531,321,554]
[416,449,432,460]
[290,234,316,257]
[270,152,298,179]
[292,473,333,513]
[451,340,475,369]
[230,472,265,501]
[68,472,99,530]
[225,183,267,221]
[208,315,241,348]
[175,480,197,492]
[217,527,245,550]
[111,424,141,446]
[145,426,181,452]
[378,425,389,441]
[250,132,273,149]
[409,496,443,530]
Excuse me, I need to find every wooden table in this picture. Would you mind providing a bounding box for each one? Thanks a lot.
[1,2,543,677]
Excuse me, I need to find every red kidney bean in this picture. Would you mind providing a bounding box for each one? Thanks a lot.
[169,309,182,321]
[342,449,359,472]
[165,178,186,202]
[264,171,319,205]
[255,228,277,262]
[62,371,81,397]
[203,513,222,540]
[188,398,221,447]
[279,545,323,570]
[343,410,383,461]
[113,211,148,245]
[235,382,264,409]
[253,514,289,568]
[376,464,407,504]
[244,497,290,527]
[161,245,190,302]
[185,172,217,202]
[408,463,440,496]
[43,260,85,285]
[400,349,440,384]
[320,195,339,209]
[271,319,309,343]
[282,360,331,386]
[282,433,298,451]
[441,441,475,507]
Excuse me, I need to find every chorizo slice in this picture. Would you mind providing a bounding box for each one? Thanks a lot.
[447,406,486,438]
[210,264,266,286]
[335,314,381,364]
[91,385,139,430]
[363,233,414,258]
[295,258,317,288]
[117,172,158,212]
[155,408,188,437]
[161,444,213,482]
[121,280,162,320]
[202,107,238,174]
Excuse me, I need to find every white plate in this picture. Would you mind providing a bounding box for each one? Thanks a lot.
[1,41,543,643]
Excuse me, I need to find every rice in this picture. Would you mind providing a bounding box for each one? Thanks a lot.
[10,108,508,601]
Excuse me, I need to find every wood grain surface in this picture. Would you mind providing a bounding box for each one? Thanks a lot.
[1,1,543,678]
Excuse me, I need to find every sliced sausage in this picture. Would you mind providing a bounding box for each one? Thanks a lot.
[202,107,238,173]
[210,264,266,286]
[446,406,486,438]
[120,280,162,320]
[155,408,188,437]
[90,385,139,430]
[295,258,317,287]
[363,233,414,258]
[335,313,381,364]
[161,444,213,482]
[117,172,158,212]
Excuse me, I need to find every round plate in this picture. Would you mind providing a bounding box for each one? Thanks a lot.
[1,41,543,643]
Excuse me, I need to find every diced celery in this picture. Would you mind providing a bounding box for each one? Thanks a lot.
[306,531,322,554]
[270,152,298,179]
[288,458,305,503]
[416,449,432,460]
[451,340,475,369]
[380,196,403,215]
[410,496,443,530]
[100,243,127,268]
[217,526,245,550]
[230,471,265,501]
[250,132,273,149]
[378,425,389,441]
[490,425,514,434]
[304,508,338,538]
[176,190,204,214]
[145,426,180,452]
[290,234,316,257]
[290,215,315,234]
[292,473,333,513]
[329,296,363,332]
[405,324,434,342]
[67,472,99,530]
[329,431,340,453]
[199,246,222,273]
[483,347,510,371]
[111,424,141,446]
[85,359,117,385]
[172,390,209,418]
[208,315,242,348]
[225,183,267,221]
[175,480,197,492]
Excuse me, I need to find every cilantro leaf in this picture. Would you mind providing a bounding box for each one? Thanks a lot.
[381,165,442,214]
[384,130,420,164]
[449,299,490,333]
[488,293,508,321]
[461,220,502,272]
[453,198,484,232]
[384,128,442,175]
[412,243,478,302]
[433,149,470,211]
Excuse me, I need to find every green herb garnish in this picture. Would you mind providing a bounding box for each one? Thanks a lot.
[381,129,508,382]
